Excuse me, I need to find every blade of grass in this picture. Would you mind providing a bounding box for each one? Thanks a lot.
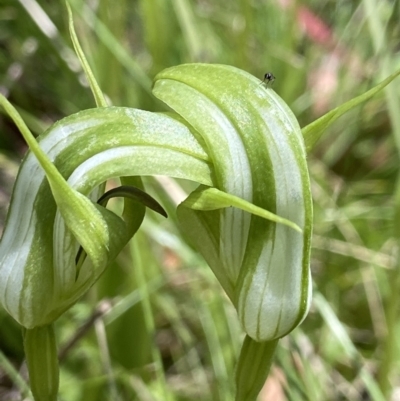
[68,0,153,95]
[130,233,172,401]
[302,69,400,153]
[18,0,79,75]
[195,292,232,399]
[139,0,175,73]
[66,1,107,107]
[314,292,387,401]
[171,0,203,62]
[0,350,32,398]
[363,0,400,397]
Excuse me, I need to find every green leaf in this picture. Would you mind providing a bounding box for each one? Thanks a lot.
[302,68,400,152]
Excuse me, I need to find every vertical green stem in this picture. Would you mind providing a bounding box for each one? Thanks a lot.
[235,336,278,401]
[131,234,171,401]
[23,325,59,401]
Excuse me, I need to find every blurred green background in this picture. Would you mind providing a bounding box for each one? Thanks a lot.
[1,0,400,400]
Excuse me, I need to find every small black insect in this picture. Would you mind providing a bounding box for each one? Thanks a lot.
[261,72,275,87]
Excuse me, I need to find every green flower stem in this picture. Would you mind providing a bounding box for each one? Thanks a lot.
[23,325,59,401]
[235,336,278,401]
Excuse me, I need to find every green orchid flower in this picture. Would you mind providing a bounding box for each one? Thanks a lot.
[1,62,312,337]
[0,62,312,400]
[153,64,313,342]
